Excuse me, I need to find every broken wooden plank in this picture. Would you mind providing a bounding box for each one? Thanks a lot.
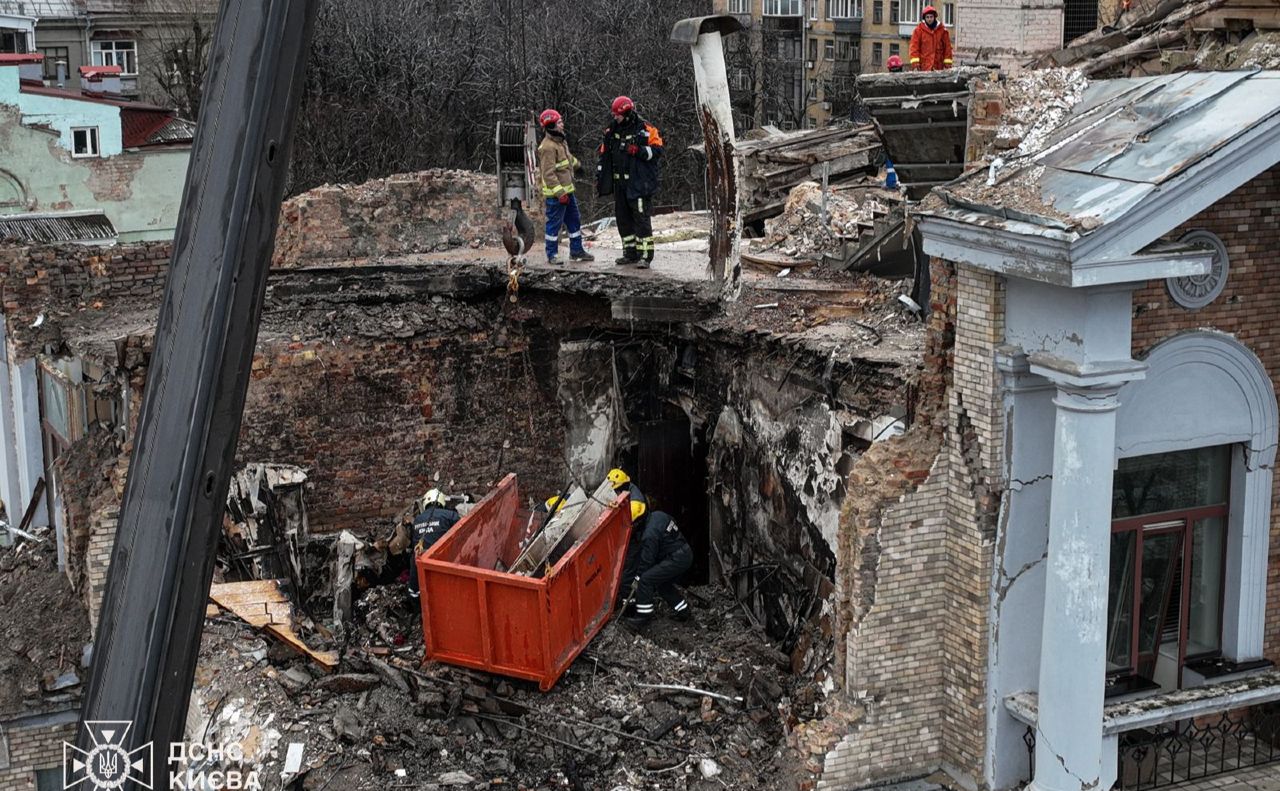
[209,579,338,671]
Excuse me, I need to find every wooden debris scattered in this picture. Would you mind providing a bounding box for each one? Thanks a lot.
[735,124,881,225]
[209,579,338,670]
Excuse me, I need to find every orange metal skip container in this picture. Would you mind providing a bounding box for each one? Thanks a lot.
[416,474,632,691]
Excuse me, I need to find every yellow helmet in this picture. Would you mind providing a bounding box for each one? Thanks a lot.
[544,495,566,515]
[629,499,647,523]
[606,468,630,489]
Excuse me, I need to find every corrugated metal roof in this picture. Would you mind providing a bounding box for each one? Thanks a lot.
[0,1,79,18]
[0,212,116,243]
[145,115,194,144]
[931,70,1280,235]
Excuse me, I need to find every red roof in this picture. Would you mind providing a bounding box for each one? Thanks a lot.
[0,53,44,65]
[79,65,123,80]
[15,83,195,147]
[121,108,177,147]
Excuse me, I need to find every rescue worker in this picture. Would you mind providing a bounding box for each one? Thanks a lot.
[596,96,664,269]
[537,108,595,265]
[406,489,460,601]
[908,5,953,72]
[886,54,904,73]
[624,510,693,629]
[607,467,650,608]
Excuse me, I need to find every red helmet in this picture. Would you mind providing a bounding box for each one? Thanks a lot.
[539,108,562,127]
[887,55,903,69]
[611,95,634,115]
[922,4,938,17]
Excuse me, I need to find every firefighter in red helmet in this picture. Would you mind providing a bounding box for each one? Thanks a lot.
[595,96,664,268]
[536,108,594,265]
[909,5,953,71]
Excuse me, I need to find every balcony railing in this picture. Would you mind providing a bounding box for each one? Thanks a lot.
[1009,669,1280,791]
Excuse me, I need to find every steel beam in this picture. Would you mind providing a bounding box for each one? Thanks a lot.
[74,0,318,784]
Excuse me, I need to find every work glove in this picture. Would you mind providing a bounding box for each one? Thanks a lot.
[558,193,570,205]
[626,143,640,156]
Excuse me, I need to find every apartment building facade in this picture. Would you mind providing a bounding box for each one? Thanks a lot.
[717,0,865,131]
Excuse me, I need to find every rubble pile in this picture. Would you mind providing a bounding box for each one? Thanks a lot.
[192,583,816,790]
[1035,0,1280,76]
[273,170,502,268]
[758,182,882,258]
[0,529,92,717]
[735,125,881,226]
[994,68,1088,156]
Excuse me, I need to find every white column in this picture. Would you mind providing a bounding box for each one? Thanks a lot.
[1029,379,1123,791]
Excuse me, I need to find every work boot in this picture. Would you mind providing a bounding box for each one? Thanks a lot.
[569,250,595,262]
[670,600,691,622]
[636,259,652,270]
[547,256,561,266]
[615,255,639,266]
[623,613,652,633]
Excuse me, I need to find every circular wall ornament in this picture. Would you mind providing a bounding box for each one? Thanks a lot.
[1167,229,1229,310]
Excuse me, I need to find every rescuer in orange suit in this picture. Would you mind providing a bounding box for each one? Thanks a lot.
[908,5,953,71]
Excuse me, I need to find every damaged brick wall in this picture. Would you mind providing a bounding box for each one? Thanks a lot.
[0,241,170,357]
[0,719,76,791]
[272,170,503,268]
[817,258,1004,790]
[239,316,570,532]
[1131,163,1280,664]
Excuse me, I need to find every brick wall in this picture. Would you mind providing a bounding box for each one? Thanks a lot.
[954,0,1064,64]
[238,309,573,533]
[1130,164,1280,664]
[0,719,75,791]
[0,241,170,357]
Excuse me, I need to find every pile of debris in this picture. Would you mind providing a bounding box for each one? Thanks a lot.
[756,182,884,259]
[993,68,1089,156]
[735,125,881,227]
[192,582,817,790]
[272,170,503,268]
[0,527,92,717]
[1034,0,1280,75]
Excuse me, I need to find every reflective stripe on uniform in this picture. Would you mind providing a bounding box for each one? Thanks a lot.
[545,234,558,242]
[910,57,921,63]
[635,603,655,613]
[621,235,637,242]
[556,159,572,168]
[569,231,582,239]
[673,600,688,611]
[644,146,652,160]
[943,59,953,64]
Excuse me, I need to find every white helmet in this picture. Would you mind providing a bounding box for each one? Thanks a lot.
[420,488,447,510]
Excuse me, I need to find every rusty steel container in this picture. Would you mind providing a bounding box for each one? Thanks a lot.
[416,473,632,691]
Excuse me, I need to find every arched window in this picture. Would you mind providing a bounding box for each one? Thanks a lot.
[1111,331,1278,689]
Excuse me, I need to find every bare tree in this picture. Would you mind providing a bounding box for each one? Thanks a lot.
[289,0,713,216]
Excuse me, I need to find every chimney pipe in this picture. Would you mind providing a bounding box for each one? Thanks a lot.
[671,15,744,298]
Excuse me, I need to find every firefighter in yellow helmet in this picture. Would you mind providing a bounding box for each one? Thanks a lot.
[608,467,650,609]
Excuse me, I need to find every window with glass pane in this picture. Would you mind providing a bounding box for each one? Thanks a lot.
[1107,531,1136,673]
[1187,516,1224,656]
[890,0,900,23]
[809,37,818,60]
[1112,446,1230,519]
[1107,446,1231,692]
[873,0,883,24]
[944,2,955,25]
[92,39,137,75]
[824,39,834,59]
[872,42,882,63]
[730,0,751,13]
[39,46,68,80]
